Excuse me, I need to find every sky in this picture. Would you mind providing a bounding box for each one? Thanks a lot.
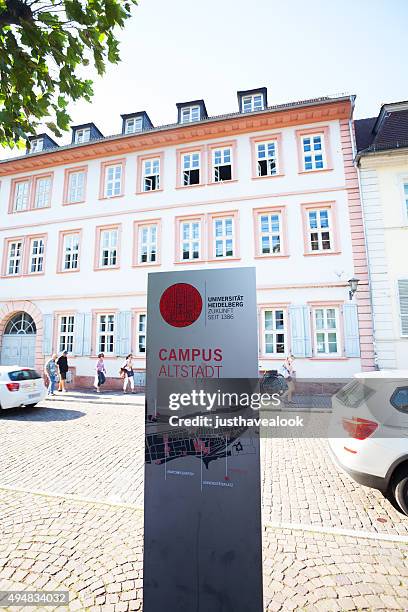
[1,0,408,158]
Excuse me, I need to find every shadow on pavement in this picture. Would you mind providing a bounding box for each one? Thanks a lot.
[0,406,85,421]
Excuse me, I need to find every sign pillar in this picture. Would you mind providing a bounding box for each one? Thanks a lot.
[143,267,263,611]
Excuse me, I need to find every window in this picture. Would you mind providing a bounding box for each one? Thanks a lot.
[75,128,90,144]
[143,158,160,191]
[390,387,408,412]
[136,313,146,354]
[308,209,332,251]
[34,176,51,209]
[29,238,45,273]
[302,134,325,170]
[260,213,281,255]
[242,94,264,113]
[182,152,200,186]
[263,309,285,355]
[97,314,115,354]
[4,312,36,334]
[125,117,143,134]
[212,147,232,182]
[104,164,123,197]
[58,315,75,353]
[403,183,408,220]
[213,217,234,258]
[138,224,157,264]
[99,228,118,267]
[62,233,80,271]
[6,241,23,275]
[257,141,278,176]
[13,180,30,212]
[67,170,86,203]
[314,308,339,355]
[30,138,43,153]
[181,106,200,123]
[398,279,408,337]
[181,220,201,260]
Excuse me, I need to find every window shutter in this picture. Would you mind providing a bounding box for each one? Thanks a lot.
[398,280,408,336]
[73,313,85,356]
[82,314,92,356]
[117,311,132,356]
[289,305,312,358]
[343,303,360,357]
[42,314,53,355]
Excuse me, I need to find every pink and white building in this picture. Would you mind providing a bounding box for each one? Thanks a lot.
[0,90,375,389]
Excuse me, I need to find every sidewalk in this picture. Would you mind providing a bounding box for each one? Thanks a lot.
[47,389,145,406]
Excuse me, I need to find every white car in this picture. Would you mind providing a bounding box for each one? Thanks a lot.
[0,365,47,410]
[329,370,408,516]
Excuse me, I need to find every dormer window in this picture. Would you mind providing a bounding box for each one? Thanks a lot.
[30,138,43,153]
[75,128,90,144]
[125,116,143,134]
[242,94,264,113]
[181,106,200,124]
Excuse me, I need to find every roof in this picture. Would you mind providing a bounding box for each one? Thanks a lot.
[355,100,408,158]
[0,93,354,167]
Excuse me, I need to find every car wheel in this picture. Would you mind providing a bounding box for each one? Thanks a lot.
[392,471,408,516]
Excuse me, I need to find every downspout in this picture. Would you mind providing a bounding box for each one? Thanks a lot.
[348,97,378,369]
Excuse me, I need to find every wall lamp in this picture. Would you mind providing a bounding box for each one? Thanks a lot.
[348,277,360,301]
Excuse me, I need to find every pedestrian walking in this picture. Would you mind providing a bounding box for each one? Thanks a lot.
[57,350,69,393]
[281,354,296,403]
[94,353,106,393]
[120,354,135,393]
[45,354,59,396]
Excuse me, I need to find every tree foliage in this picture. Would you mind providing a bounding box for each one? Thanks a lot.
[0,0,137,148]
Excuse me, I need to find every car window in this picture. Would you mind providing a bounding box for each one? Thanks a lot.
[8,369,41,381]
[390,387,408,412]
[335,380,375,408]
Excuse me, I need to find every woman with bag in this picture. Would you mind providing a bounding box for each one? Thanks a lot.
[94,353,106,393]
[120,354,135,393]
[281,354,296,404]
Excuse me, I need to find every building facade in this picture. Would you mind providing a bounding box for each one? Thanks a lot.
[355,101,408,370]
[0,91,375,389]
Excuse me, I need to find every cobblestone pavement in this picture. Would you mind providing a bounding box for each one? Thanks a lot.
[0,394,407,611]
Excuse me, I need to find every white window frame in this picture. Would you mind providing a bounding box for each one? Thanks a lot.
[308,208,332,252]
[34,176,51,209]
[142,158,160,191]
[242,94,264,113]
[58,315,75,353]
[256,141,278,176]
[13,180,30,212]
[302,134,326,171]
[29,237,45,273]
[259,213,281,255]
[181,220,201,261]
[30,138,43,153]
[181,152,201,186]
[63,233,80,271]
[7,240,23,276]
[75,128,91,144]
[262,309,286,356]
[125,116,143,134]
[97,313,115,355]
[398,279,408,337]
[180,106,200,124]
[68,170,86,203]
[213,217,234,258]
[212,147,232,182]
[104,164,123,198]
[136,313,147,354]
[138,224,157,264]
[313,307,340,356]
[99,229,118,268]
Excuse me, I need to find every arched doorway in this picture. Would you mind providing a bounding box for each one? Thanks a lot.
[0,312,37,367]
